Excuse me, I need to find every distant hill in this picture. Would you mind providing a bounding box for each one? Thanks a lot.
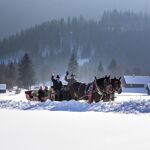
[0,10,150,82]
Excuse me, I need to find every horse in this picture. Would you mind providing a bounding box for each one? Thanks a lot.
[109,77,122,100]
[111,77,122,93]
[68,75,112,103]
[91,77,122,102]
[58,85,72,101]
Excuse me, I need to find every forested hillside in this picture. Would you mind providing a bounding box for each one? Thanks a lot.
[0,10,150,83]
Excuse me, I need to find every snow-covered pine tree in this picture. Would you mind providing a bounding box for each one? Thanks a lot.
[97,61,104,76]
[18,53,35,89]
[107,58,118,76]
[67,53,78,75]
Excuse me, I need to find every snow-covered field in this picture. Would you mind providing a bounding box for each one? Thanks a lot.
[0,89,150,113]
[0,90,150,150]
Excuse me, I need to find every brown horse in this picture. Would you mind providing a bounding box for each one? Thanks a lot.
[111,77,122,94]
[68,76,122,103]
[108,77,122,100]
[100,77,122,102]
[68,75,112,103]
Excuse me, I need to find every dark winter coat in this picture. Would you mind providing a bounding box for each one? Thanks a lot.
[51,76,62,91]
[38,89,45,100]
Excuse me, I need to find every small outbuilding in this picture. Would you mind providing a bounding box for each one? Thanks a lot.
[0,84,6,93]
[123,75,150,88]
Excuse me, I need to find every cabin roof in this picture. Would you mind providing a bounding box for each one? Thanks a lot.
[124,75,150,85]
[0,84,6,90]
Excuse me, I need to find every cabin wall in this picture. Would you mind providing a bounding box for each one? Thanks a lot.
[0,90,6,93]
[125,84,144,88]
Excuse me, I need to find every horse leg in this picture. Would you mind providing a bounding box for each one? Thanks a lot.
[110,93,115,101]
[87,92,93,104]
[102,94,110,102]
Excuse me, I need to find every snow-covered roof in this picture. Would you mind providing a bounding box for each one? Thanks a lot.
[0,84,6,90]
[124,75,150,85]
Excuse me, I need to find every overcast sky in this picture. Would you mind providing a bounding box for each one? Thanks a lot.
[0,0,149,39]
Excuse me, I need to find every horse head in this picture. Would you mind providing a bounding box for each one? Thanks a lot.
[104,75,111,86]
[111,77,122,94]
[95,75,112,95]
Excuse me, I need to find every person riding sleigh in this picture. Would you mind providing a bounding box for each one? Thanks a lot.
[51,74,62,101]
[64,71,77,86]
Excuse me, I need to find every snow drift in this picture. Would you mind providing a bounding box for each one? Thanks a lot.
[0,99,150,114]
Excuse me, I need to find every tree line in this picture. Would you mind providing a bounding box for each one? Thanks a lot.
[0,53,35,89]
[67,53,143,83]
[0,52,145,89]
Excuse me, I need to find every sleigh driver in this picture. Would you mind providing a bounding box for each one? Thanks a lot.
[51,74,62,101]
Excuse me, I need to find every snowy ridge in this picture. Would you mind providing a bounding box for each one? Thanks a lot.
[0,99,150,114]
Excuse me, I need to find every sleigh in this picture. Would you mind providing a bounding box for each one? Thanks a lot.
[25,76,122,103]
[25,90,55,102]
[25,87,71,102]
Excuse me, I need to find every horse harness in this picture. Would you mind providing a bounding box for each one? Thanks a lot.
[71,79,114,100]
[74,80,104,100]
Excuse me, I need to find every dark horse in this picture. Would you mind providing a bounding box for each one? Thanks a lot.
[68,76,113,103]
[108,77,122,100]
[68,76,122,103]
[111,77,122,94]
[95,77,122,102]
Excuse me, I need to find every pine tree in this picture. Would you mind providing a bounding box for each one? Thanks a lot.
[18,53,35,89]
[132,67,142,75]
[67,53,78,75]
[108,58,118,75]
[5,62,17,88]
[0,63,6,83]
[97,61,104,75]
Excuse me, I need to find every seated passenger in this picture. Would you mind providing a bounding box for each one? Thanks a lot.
[38,86,45,102]
[44,86,50,98]
[50,86,55,101]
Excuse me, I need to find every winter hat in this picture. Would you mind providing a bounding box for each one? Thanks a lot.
[56,75,60,79]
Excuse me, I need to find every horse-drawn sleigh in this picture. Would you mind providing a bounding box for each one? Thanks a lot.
[25,76,122,103]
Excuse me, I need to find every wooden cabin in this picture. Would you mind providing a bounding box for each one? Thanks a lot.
[123,75,150,88]
[0,84,6,93]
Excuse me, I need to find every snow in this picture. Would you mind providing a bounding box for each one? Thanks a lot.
[77,46,90,66]
[0,90,150,114]
[78,58,90,66]
[0,90,150,150]
[0,90,27,102]
[1,99,150,113]
[124,75,150,85]
[0,110,150,150]
[0,84,6,90]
